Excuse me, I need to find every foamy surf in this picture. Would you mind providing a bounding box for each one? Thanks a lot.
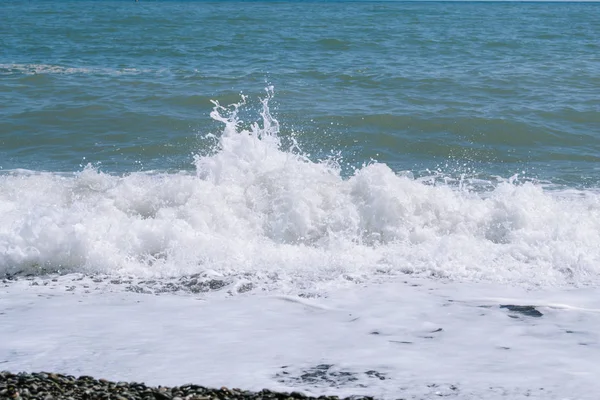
[1,89,600,292]
[3,277,600,399]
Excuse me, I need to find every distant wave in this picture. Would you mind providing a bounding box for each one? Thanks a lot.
[0,63,155,76]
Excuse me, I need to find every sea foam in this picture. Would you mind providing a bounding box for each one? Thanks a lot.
[1,89,599,291]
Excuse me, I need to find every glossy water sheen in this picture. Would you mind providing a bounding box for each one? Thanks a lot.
[1,1,599,185]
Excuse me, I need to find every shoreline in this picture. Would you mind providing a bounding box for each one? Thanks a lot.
[0,371,373,400]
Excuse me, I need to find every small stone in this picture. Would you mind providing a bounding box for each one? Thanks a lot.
[155,393,173,400]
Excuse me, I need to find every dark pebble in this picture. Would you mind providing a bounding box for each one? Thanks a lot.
[0,371,376,400]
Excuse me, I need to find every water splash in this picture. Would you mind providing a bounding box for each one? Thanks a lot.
[1,89,600,292]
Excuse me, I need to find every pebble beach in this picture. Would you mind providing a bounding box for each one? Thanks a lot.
[0,372,370,400]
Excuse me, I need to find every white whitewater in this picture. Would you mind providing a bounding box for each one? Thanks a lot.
[1,88,599,290]
[2,277,600,399]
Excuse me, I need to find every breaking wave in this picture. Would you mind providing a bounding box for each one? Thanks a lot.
[2,88,600,291]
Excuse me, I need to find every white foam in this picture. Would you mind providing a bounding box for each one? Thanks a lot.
[2,278,600,399]
[2,89,600,290]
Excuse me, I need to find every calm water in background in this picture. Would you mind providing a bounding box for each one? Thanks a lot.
[1,1,599,186]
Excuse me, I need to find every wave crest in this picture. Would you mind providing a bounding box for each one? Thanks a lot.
[1,90,599,291]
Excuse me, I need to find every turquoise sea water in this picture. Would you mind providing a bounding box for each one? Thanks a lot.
[2,1,599,186]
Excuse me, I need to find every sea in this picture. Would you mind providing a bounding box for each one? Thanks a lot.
[1,1,600,399]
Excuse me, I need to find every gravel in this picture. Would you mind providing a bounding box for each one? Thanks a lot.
[0,371,374,400]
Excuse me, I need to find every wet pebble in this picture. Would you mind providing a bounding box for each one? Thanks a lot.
[0,371,375,400]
